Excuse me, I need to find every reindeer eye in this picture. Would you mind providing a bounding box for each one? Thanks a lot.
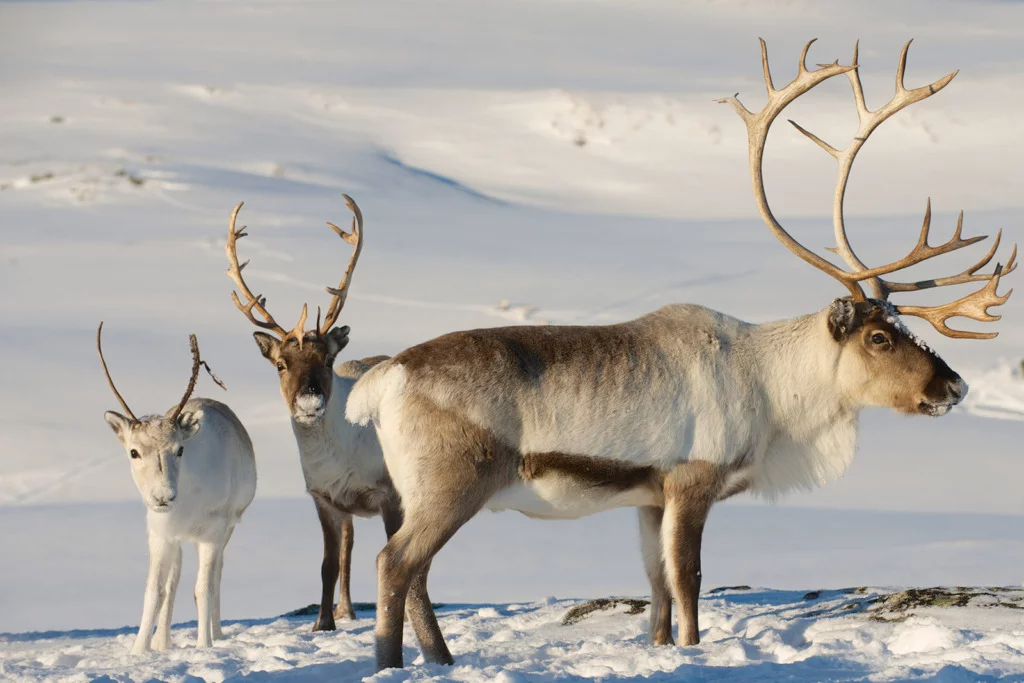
[176,447,183,458]
[130,449,140,459]
[276,362,286,372]
[871,332,888,345]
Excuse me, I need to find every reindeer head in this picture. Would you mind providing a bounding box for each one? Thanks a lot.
[721,39,1015,416]
[226,195,363,426]
[98,324,211,512]
[826,299,965,416]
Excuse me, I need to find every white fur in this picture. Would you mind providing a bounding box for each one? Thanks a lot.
[105,398,256,653]
[291,364,389,515]
[346,362,402,428]
[486,479,661,520]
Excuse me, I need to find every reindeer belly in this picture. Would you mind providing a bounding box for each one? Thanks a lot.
[485,452,663,520]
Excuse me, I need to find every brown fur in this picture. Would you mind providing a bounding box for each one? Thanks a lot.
[395,323,649,385]
[660,461,723,646]
[833,305,958,415]
[256,331,347,409]
[310,494,352,630]
[519,452,662,493]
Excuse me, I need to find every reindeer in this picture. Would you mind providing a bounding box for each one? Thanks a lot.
[346,40,1017,670]
[225,195,420,632]
[98,324,256,653]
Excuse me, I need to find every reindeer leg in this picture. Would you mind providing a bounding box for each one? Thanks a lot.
[211,526,234,640]
[333,513,356,620]
[194,540,219,648]
[375,507,469,670]
[661,462,719,647]
[379,500,453,666]
[132,535,175,654]
[312,497,341,631]
[152,541,182,651]
[374,399,516,671]
[638,506,674,645]
[406,560,452,665]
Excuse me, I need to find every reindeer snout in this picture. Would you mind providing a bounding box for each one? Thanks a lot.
[947,377,968,405]
[918,372,968,417]
[151,493,175,512]
[293,393,327,424]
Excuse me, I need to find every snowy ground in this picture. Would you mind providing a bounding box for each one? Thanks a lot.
[3,0,1024,680]
[9,587,1024,682]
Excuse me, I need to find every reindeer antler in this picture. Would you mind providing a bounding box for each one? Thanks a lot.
[319,194,364,335]
[717,39,860,296]
[226,202,306,344]
[721,39,1015,339]
[226,196,363,344]
[169,335,202,422]
[96,321,138,423]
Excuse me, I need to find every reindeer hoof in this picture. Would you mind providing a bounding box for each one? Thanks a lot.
[333,607,356,620]
[312,619,337,632]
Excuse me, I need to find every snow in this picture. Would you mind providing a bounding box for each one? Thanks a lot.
[7,588,1024,681]
[3,0,1024,680]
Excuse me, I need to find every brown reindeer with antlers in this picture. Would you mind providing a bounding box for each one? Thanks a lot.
[345,40,1016,670]
[99,324,256,653]
[226,196,416,632]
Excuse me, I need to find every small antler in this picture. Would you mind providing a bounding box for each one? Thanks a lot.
[319,194,364,335]
[169,335,202,422]
[96,322,138,423]
[722,39,1015,339]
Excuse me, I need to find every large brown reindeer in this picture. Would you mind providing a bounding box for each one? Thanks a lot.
[226,196,414,632]
[346,40,1016,670]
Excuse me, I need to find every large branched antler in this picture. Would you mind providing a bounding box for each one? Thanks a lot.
[720,39,1015,339]
[225,196,364,344]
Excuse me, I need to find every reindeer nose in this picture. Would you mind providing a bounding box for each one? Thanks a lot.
[948,377,968,403]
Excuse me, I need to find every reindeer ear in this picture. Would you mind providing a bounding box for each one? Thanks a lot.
[104,411,132,442]
[324,325,350,361]
[827,298,860,341]
[253,332,280,361]
[176,410,202,441]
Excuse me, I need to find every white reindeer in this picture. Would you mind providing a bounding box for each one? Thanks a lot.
[98,324,257,653]
[224,196,423,633]
[346,40,1017,670]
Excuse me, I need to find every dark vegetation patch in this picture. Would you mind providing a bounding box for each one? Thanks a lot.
[562,598,650,626]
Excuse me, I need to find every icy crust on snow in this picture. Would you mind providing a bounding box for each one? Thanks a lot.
[4,590,1024,682]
